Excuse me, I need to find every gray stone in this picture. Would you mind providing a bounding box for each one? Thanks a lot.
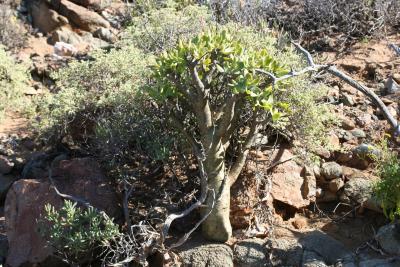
[93,27,114,43]
[339,178,381,212]
[385,76,400,95]
[350,129,366,138]
[234,238,267,267]
[266,237,303,266]
[299,231,355,266]
[353,144,380,159]
[359,258,400,267]
[376,223,400,255]
[179,241,233,267]
[342,94,355,106]
[0,155,14,174]
[51,27,82,45]
[303,250,328,267]
[321,162,343,180]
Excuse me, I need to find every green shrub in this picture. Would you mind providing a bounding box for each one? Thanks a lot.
[39,200,119,265]
[0,45,30,121]
[373,138,400,221]
[121,5,211,53]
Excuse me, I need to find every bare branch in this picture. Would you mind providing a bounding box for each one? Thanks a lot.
[229,112,260,186]
[389,43,400,57]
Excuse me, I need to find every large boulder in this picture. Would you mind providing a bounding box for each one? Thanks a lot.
[339,177,381,212]
[29,0,69,33]
[50,0,110,32]
[69,0,111,10]
[4,158,121,267]
[270,149,315,209]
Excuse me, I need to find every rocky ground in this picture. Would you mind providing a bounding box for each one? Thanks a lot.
[0,0,399,266]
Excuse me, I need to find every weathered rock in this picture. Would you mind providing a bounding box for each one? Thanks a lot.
[54,41,77,56]
[51,26,82,45]
[328,178,344,193]
[385,76,400,95]
[178,240,233,267]
[69,0,111,10]
[234,238,267,267]
[341,117,356,130]
[342,94,355,106]
[317,190,338,203]
[0,155,14,174]
[353,144,380,159]
[50,0,110,32]
[302,250,328,267]
[29,0,69,33]
[350,129,366,138]
[359,258,400,267]
[93,27,114,42]
[270,150,313,209]
[321,162,343,180]
[299,231,355,266]
[375,223,400,255]
[266,237,303,266]
[4,158,120,267]
[340,178,382,212]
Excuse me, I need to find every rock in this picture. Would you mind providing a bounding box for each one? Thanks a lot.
[328,133,340,150]
[353,143,380,159]
[93,27,114,42]
[375,223,400,255]
[341,117,356,130]
[266,237,303,266]
[0,174,17,200]
[270,150,313,209]
[50,0,110,32]
[51,26,82,45]
[178,240,233,267]
[385,76,400,95]
[302,250,328,267]
[302,168,317,200]
[69,0,111,10]
[321,162,342,180]
[350,129,366,138]
[299,231,355,266]
[328,178,344,193]
[234,238,267,267]
[359,258,400,267]
[339,177,374,206]
[338,130,354,142]
[4,158,120,267]
[356,114,373,127]
[29,0,69,33]
[393,73,400,84]
[342,94,355,106]
[0,155,14,174]
[54,41,77,56]
[317,190,338,203]
[80,31,110,48]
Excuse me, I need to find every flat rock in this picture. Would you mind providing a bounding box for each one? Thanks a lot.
[270,149,313,209]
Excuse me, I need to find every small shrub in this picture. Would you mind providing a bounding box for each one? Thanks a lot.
[373,138,400,221]
[121,5,211,53]
[39,200,119,265]
[0,46,30,121]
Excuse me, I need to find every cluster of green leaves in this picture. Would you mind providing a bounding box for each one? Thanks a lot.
[373,138,400,221]
[121,5,211,53]
[39,200,119,264]
[153,28,290,120]
[0,46,30,122]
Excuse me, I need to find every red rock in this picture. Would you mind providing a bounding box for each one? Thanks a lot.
[270,150,313,209]
[4,158,120,267]
[51,0,110,32]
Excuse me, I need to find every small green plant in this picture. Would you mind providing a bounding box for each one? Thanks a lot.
[0,45,30,121]
[39,200,119,265]
[373,138,400,221]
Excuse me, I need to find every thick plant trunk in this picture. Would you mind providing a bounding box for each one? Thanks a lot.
[201,141,232,242]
